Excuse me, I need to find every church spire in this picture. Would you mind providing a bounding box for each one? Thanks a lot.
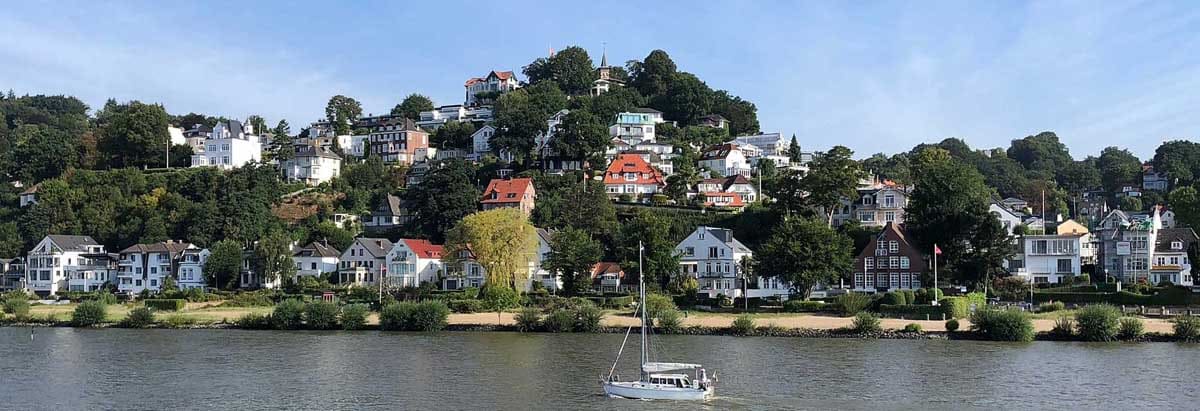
[600,42,608,67]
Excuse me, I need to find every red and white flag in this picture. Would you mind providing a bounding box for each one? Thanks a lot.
[934,244,942,255]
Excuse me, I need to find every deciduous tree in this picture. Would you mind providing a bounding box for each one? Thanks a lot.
[391,94,434,120]
[756,217,853,299]
[206,239,243,290]
[445,208,538,291]
[544,228,602,296]
[325,95,362,136]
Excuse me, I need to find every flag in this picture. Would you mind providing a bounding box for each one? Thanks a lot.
[933,244,942,255]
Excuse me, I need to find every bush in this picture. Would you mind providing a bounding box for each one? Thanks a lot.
[514,307,541,332]
[447,299,484,314]
[1118,317,1144,340]
[235,313,273,330]
[1074,304,1121,341]
[1051,317,1074,337]
[2,295,31,321]
[881,292,905,306]
[656,309,683,334]
[940,297,971,319]
[222,293,274,307]
[160,313,198,328]
[575,305,604,333]
[916,288,944,304]
[304,301,340,330]
[410,301,450,331]
[1173,316,1200,341]
[969,308,1034,342]
[340,304,369,330]
[480,286,520,311]
[901,290,916,306]
[144,299,186,311]
[72,301,108,326]
[837,293,871,316]
[730,314,756,336]
[902,323,922,333]
[1037,301,1065,313]
[852,312,882,334]
[271,299,306,330]
[544,309,576,332]
[92,291,119,305]
[644,293,677,320]
[122,307,155,328]
[944,318,960,332]
[379,302,413,331]
[784,300,825,313]
[606,295,635,308]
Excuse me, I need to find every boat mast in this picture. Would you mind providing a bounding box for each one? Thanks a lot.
[639,241,647,380]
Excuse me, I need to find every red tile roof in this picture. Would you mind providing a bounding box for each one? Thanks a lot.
[465,70,516,86]
[603,154,666,186]
[481,178,535,204]
[402,239,444,259]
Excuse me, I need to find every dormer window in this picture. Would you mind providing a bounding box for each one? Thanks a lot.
[1172,241,1183,250]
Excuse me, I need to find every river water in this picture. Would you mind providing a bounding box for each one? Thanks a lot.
[1,328,1197,410]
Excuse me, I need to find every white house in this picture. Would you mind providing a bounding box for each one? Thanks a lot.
[363,194,410,232]
[177,248,209,290]
[117,240,197,294]
[281,146,341,185]
[989,201,1025,235]
[1151,228,1197,286]
[294,241,341,280]
[385,239,444,288]
[417,105,495,129]
[471,125,512,162]
[190,120,263,169]
[339,238,392,286]
[676,227,788,300]
[24,235,110,296]
[1143,165,1169,192]
[698,143,751,178]
[1009,235,1083,284]
[532,228,556,291]
[610,109,665,146]
[19,183,39,207]
[603,154,667,200]
[464,70,520,106]
[733,133,787,157]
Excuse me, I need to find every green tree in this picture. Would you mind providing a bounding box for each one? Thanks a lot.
[652,72,713,125]
[246,115,268,136]
[1170,186,1200,230]
[665,163,701,203]
[710,90,759,136]
[206,239,243,290]
[756,217,854,299]
[1118,196,1143,212]
[404,159,481,243]
[391,94,434,120]
[267,119,293,162]
[98,101,171,169]
[445,208,538,291]
[787,135,802,163]
[324,95,363,136]
[1152,140,1200,188]
[799,145,868,226]
[630,50,677,97]
[544,228,603,296]
[0,222,23,257]
[1098,146,1141,195]
[491,81,567,164]
[530,176,618,246]
[584,86,644,122]
[431,120,476,151]
[253,230,297,287]
[1057,158,1102,194]
[523,46,596,95]
[615,209,680,290]
[10,125,77,182]
[1007,131,1072,180]
[550,110,608,164]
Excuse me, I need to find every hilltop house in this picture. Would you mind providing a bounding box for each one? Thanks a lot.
[676,226,788,300]
[25,235,111,296]
[385,239,444,288]
[190,120,263,169]
[465,70,520,106]
[834,177,911,228]
[698,114,728,129]
[1143,165,1169,192]
[339,238,392,286]
[480,178,536,216]
[281,146,342,185]
[535,110,585,173]
[610,109,665,146]
[117,240,196,294]
[698,143,752,178]
[694,174,758,204]
[591,52,625,96]
[851,222,927,292]
[19,183,39,207]
[294,241,341,280]
[603,154,667,200]
[364,194,411,232]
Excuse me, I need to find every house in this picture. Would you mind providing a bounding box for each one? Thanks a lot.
[698,144,752,178]
[989,201,1025,235]
[364,194,411,231]
[19,183,39,207]
[190,120,263,169]
[694,174,758,204]
[591,262,632,293]
[603,154,667,200]
[698,114,728,129]
[368,118,429,165]
[177,248,209,290]
[591,52,625,96]
[385,239,445,288]
[183,123,213,153]
[1056,219,1096,264]
[417,105,494,129]
[470,125,504,161]
[238,247,280,290]
[1000,197,1030,213]
[1,257,26,291]
[698,192,745,208]
[1150,228,1197,286]
[294,241,341,280]
[676,227,789,299]
[117,240,197,294]
[621,150,674,176]
[1096,209,1160,284]
[281,146,342,185]
[24,235,111,296]
[530,228,556,291]
[848,178,911,228]
[535,110,585,173]
[1143,165,1169,192]
[1009,234,1084,284]
[851,222,928,292]
[609,109,665,146]
[442,248,486,290]
[465,70,520,106]
[481,178,536,217]
[338,238,392,286]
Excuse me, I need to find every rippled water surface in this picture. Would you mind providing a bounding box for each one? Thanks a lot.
[1,328,1197,410]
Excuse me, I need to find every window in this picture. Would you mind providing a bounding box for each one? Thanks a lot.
[859,212,875,222]
[865,257,874,270]
[901,273,911,288]
[900,257,910,269]
[1056,259,1072,273]
[865,273,875,287]
[1170,256,1180,265]
[890,273,899,287]
[890,256,899,268]
[684,247,695,257]
[1172,241,1184,250]
[311,262,317,270]
[883,194,896,208]
[854,273,864,287]
[889,241,898,253]
[884,212,896,222]
[708,247,718,258]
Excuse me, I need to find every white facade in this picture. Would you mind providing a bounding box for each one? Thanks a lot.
[989,202,1025,235]
[698,144,751,178]
[117,241,197,294]
[676,227,787,300]
[464,71,520,106]
[24,235,110,296]
[417,105,494,129]
[385,239,444,288]
[733,133,787,157]
[177,249,209,290]
[471,125,509,161]
[610,110,665,146]
[1010,235,1083,284]
[338,238,391,286]
[190,121,263,169]
[281,147,342,185]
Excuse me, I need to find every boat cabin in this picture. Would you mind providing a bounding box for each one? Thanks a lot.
[648,374,694,388]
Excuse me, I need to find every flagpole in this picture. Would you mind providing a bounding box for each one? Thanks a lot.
[933,243,938,305]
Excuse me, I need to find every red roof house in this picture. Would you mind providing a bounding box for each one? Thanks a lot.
[480,177,536,216]
[603,154,666,201]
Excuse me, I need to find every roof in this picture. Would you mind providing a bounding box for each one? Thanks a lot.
[465,70,516,86]
[603,154,666,186]
[119,241,193,255]
[700,114,727,122]
[46,235,101,252]
[481,178,535,204]
[295,241,341,258]
[352,238,393,258]
[402,239,444,259]
[591,262,626,280]
[536,228,554,245]
[20,183,40,195]
[294,146,342,160]
[375,118,422,132]
[631,107,662,114]
[700,143,742,160]
[1155,228,1199,253]
[698,227,751,253]
[375,194,404,217]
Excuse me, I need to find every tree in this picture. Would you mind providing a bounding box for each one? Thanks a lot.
[1170,186,1200,230]
[1118,196,1143,212]
[665,163,700,203]
[445,208,538,291]
[98,101,171,169]
[544,228,602,296]
[1057,158,1102,194]
[253,230,296,287]
[391,94,434,120]
[652,72,713,125]
[404,159,481,243]
[1098,146,1142,195]
[799,146,867,226]
[267,119,293,162]
[324,95,362,136]
[431,120,476,151]
[630,50,677,97]
[710,90,759,136]
[246,115,268,136]
[530,176,618,247]
[491,81,567,164]
[756,217,853,299]
[550,110,608,164]
[585,86,644,122]
[205,239,243,290]
[10,125,77,182]
[523,46,596,96]
[787,135,802,163]
[1007,131,1072,180]
[1152,140,1200,188]
[615,209,680,291]
[766,168,806,217]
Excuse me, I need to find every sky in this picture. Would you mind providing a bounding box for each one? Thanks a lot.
[2,0,1198,159]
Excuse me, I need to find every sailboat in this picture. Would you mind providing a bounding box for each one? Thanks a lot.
[601,242,715,401]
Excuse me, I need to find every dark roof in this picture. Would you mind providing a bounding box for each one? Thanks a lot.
[631,107,662,114]
[700,227,751,253]
[1156,228,1199,253]
[353,238,393,258]
[47,235,101,252]
[374,194,404,217]
[295,241,341,258]
[700,143,741,160]
[119,241,193,255]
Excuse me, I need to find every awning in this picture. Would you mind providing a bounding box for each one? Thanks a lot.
[643,362,702,372]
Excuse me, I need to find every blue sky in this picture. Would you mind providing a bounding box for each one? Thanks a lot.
[2,0,1198,159]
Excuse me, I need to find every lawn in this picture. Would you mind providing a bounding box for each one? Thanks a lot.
[28,303,273,324]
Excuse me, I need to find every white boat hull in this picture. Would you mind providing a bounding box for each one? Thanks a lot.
[603,381,713,401]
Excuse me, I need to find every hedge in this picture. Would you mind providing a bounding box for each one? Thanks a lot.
[1034,287,1193,306]
[879,304,946,319]
[606,296,634,308]
[144,299,186,311]
[447,299,484,313]
[784,300,825,313]
[939,297,972,319]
